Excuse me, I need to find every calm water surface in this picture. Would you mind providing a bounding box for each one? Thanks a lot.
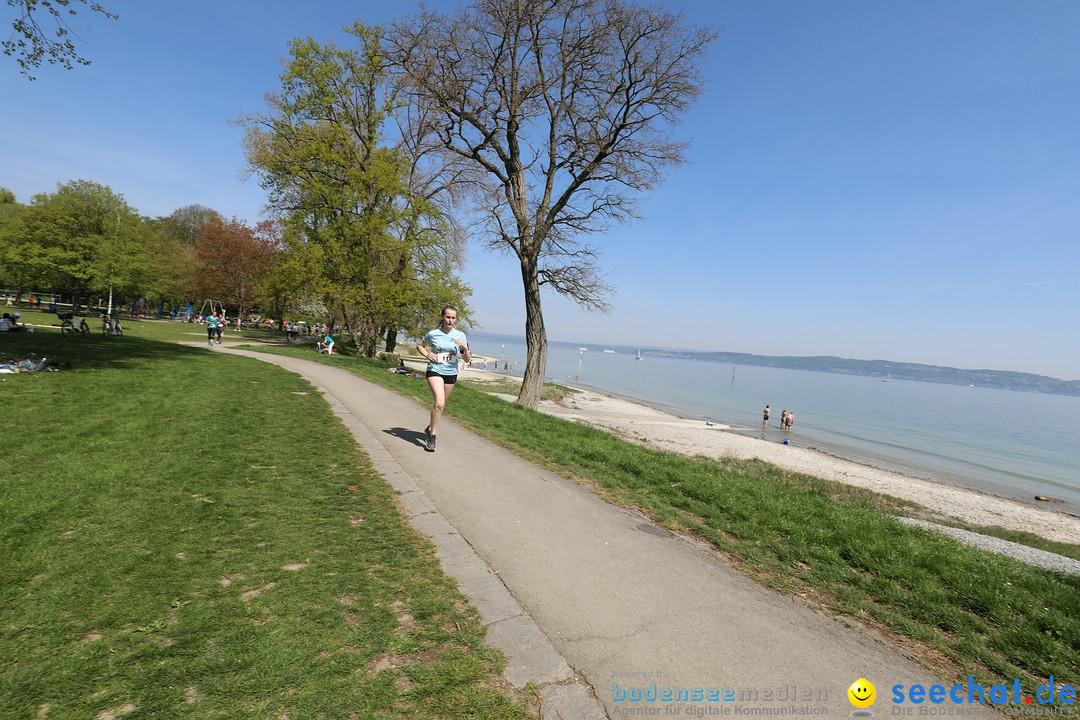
[469,332,1080,512]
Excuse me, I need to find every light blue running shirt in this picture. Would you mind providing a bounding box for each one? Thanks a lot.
[424,328,467,376]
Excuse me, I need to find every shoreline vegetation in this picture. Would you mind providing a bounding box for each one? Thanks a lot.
[658,350,1080,396]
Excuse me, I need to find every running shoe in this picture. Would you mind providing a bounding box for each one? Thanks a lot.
[424,427,436,452]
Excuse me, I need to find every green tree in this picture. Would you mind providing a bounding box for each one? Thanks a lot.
[20,179,146,310]
[382,102,474,350]
[141,218,199,315]
[160,203,223,245]
[4,0,118,80]
[252,219,300,326]
[141,204,222,316]
[0,188,32,295]
[90,208,150,314]
[241,24,469,356]
[379,198,472,352]
[388,0,716,407]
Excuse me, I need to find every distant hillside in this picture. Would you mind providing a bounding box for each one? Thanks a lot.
[642,350,1080,397]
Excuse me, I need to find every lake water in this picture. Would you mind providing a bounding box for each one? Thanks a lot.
[469,332,1080,513]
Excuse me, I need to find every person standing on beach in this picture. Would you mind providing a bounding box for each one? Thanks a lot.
[417,305,471,452]
[785,411,794,430]
[763,405,770,426]
[780,409,787,429]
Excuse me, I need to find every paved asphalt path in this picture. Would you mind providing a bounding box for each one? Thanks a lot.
[214,346,954,719]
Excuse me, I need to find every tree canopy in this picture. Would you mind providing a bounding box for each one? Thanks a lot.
[9,180,147,305]
[0,176,327,325]
[241,23,470,355]
[161,204,224,246]
[0,180,241,316]
[195,216,277,321]
[387,0,716,406]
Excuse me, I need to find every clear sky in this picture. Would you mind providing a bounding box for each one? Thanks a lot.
[4,1,1078,380]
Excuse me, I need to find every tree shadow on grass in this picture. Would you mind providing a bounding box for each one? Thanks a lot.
[0,330,210,372]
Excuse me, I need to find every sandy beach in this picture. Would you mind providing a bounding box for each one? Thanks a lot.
[450,361,1080,545]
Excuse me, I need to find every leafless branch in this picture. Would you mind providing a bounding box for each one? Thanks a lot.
[386,0,715,405]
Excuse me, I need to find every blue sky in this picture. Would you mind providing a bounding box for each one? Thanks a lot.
[4,1,1078,380]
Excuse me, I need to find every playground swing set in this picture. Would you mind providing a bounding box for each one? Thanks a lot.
[197,299,225,321]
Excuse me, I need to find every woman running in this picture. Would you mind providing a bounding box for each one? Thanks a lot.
[206,310,219,346]
[417,305,470,452]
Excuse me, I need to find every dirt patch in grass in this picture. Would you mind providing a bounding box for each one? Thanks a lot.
[240,582,277,600]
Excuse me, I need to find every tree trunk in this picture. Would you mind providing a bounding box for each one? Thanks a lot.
[516,257,547,409]
[357,310,379,357]
[363,329,379,357]
[383,326,397,353]
[340,303,355,350]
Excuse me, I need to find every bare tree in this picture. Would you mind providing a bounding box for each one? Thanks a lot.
[387,0,717,407]
[4,0,118,80]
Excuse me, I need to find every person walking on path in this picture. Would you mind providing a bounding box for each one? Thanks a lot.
[763,405,770,427]
[215,311,226,344]
[416,305,471,452]
[206,310,219,346]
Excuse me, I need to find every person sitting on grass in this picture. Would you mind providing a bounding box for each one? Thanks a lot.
[317,335,335,354]
[0,313,26,332]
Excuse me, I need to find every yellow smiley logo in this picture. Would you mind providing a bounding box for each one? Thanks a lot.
[847,678,876,709]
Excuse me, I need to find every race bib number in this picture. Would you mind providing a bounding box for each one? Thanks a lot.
[434,351,455,364]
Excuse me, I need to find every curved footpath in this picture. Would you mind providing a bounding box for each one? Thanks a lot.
[213,346,977,719]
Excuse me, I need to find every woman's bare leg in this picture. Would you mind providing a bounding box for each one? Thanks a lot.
[427,376,447,434]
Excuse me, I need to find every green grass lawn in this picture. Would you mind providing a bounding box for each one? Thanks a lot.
[249,345,1080,709]
[0,330,527,719]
